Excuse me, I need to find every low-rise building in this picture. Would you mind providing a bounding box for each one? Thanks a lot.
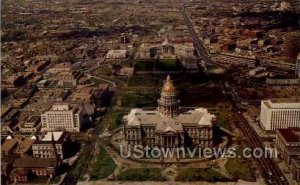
[10,157,57,183]
[47,63,72,74]
[276,128,300,165]
[1,74,25,88]
[32,131,69,159]
[56,71,83,87]
[1,137,18,156]
[106,50,128,59]
[20,116,41,134]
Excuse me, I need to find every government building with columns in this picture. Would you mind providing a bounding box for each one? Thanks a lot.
[123,75,215,148]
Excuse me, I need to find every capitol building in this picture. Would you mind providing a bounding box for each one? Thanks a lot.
[123,75,215,148]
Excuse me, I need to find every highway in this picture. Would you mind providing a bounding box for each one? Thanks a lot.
[221,82,288,185]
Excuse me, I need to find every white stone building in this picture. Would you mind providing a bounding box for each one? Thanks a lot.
[260,99,300,130]
[41,103,84,132]
[137,38,195,59]
[123,76,215,148]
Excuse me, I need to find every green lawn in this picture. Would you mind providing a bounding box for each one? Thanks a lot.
[127,75,163,87]
[176,168,230,182]
[90,146,116,180]
[121,92,159,108]
[70,143,93,179]
[225,157,256,182]
[134,59,181,71]
[215,103,235,130]
[156,59,181,71]
[103,109,128,131]
[117,168,166,181]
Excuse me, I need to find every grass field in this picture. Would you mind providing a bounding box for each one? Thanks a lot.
[117,168,166,181]
[134,59,181,71]
[121,92,159,108]
[176,168,230,182]
[90,146,116,180]
[225,157,256,182]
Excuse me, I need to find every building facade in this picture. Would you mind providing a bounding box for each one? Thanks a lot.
[137,39,195,59]
[10,157,57,183]
[276,128,300,165]
[20,116,41,134]
[123,76,215,148]
[41,103,84,132]
[32,131,68,159]
[260,99,300,130]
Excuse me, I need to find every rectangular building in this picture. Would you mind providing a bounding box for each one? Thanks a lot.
[20,116,41,134]
[41,103,84,132]
[32,131,68,159]
[260,99,300,130]
[276,128,300,165]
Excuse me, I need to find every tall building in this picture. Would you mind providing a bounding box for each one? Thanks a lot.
[260,99,300,130]
[123,75,215,148]
[41,103,84,132]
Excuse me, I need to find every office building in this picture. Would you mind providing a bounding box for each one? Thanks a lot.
[260,99,300,130]
[41,103,84,132]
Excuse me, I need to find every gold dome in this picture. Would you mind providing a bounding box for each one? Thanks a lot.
[162,75,175,95]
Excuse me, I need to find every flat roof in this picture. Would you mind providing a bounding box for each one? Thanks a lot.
[277,128,300,143]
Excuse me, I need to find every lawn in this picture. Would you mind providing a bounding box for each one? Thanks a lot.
[70,143,93,179]
[225,157,256,182]
[156,59,181,71]
[90,146,116,180]
[176,168,230,182]
[134,59,181,71]
[117,168,166,181]
[134,60,154,71]
[121,92,159,108]
[215,103,235,130]
[127,75,164,87]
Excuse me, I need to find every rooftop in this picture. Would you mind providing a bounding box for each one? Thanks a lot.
[277,128,300,143]
[125,108,215,131]
[263,99,300,109]
[41,131,64,141]
[13,157,57,168]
